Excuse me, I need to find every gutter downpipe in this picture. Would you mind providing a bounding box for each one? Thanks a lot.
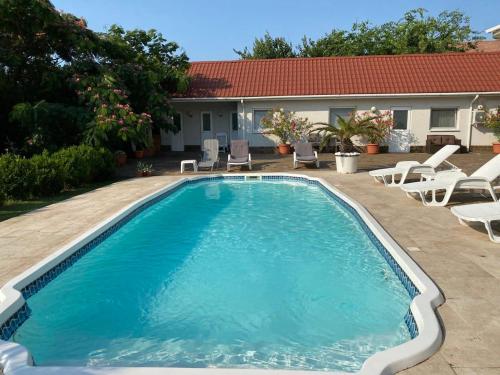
[241,99,245,140]
[468,94,480,152]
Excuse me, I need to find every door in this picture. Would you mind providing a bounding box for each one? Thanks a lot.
[389,108,411,153]
[171,113,184,151]
[230,112,239,141]
[200,112,213,144]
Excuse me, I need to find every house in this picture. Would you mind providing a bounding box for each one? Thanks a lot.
[167,52,500,153]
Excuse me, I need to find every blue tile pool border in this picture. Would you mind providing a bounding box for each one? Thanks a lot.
[0,175,419,341]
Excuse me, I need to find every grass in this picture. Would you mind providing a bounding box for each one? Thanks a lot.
[0,180,119,222]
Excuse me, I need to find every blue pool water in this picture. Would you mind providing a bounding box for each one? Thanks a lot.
[13,180,412,372]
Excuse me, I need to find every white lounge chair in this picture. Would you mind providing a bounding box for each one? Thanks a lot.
[401,154,500,207]
[198,139,219,171]
[293,143,319,169]
[451,201,500,243]
[227,140,252,171]
[369,145,460,187]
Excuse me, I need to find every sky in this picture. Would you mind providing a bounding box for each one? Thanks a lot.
[52,0,499,61]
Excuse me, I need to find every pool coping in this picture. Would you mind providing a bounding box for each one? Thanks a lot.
[0,173,444,375]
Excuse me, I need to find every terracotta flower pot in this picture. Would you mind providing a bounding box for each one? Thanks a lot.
[115,153,127,167]
[135,150,144,159]
[493,143,500,154]
[366,143,380,154]
[144,148,154,157]
[278,144,291,155]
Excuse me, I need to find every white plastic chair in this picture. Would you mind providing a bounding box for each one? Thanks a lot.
[401,154,500,207]
[369,145,460,187]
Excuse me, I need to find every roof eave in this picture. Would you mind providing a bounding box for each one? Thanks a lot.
[171,91,500,102]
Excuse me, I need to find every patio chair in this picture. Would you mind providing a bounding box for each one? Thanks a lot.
[369,144,460,187]
[293,143,319,169]
[216,132,228,153]
[451,201,500,243]
[401,154,500,207]
[227,140,251,171]
[198,138,219,171]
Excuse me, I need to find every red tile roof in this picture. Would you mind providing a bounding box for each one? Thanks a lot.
[181,52,500,98]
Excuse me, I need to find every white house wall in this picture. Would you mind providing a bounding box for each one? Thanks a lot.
[169,96,500,148]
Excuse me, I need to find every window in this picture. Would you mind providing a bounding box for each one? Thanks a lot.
[430,109,457,129]
[201,112,211,131]
[393,109,409,130]
[330,108,355,126]
[231,112,238,131]
[253,109,269,133]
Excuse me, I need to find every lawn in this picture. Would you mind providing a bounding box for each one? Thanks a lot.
[0,180,118,222]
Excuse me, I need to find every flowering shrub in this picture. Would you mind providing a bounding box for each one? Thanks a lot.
[484,106,500,141]
[357,110,393,144]
[260,108,311,144]
[76,74,153,149]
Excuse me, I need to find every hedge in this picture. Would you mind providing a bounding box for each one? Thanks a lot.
[0,145,115,203]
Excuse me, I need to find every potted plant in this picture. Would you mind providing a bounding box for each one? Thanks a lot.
[114,150,127,166]
[313,111,378,174]
[361,109,393,154]
[484,106,500,153]
[135,149,145,159]
[261,108,311,155]
[136,161,153,177]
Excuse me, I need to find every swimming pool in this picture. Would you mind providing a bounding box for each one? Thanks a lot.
[0,174,443,375]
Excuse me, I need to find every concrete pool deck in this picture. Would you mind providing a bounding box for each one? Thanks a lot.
[1,154,500,374]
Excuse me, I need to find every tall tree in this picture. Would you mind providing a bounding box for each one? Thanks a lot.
[235,9,482,59]
[299,9,481,57]
[0,0,189,154]
[234,32,296,59]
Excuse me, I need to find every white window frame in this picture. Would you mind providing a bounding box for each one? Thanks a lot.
[230,111,239,132]
[252,108,271,134]
[391,107,412,131]
[429,107,459,132]
[200,111,212,132]
[328,107,356,125]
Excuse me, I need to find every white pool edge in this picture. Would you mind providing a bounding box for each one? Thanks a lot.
[0,173,444,375]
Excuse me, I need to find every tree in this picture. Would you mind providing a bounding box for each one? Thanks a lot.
[235,9,482,59]
[0,0,189,154]
[300,9,481,57]
[234,32,296,59]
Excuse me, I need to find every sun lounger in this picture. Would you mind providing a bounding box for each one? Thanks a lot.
[198,139,219,171]
[401,154,500,207]
[451,201,500,243]
[369,145,460,187]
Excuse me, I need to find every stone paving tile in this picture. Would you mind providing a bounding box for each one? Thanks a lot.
[1,153,500,374]
[453,369,500,375]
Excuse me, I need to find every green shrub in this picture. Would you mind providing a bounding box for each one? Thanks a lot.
[30,151,64,196]
[52,145,93,187]
[0,146,115,201]
[0,153,34,200]
[80,146,115,182]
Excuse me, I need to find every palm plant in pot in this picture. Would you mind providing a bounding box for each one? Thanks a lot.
[313,112,379,173]
[261,108,311,155]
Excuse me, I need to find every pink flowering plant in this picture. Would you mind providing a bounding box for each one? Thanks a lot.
[260,108,311,144]
[76,74,153,149]
[358,110,394,144]
[484,106,500,141]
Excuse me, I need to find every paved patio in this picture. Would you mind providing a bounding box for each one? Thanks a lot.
[1,152,500,374]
